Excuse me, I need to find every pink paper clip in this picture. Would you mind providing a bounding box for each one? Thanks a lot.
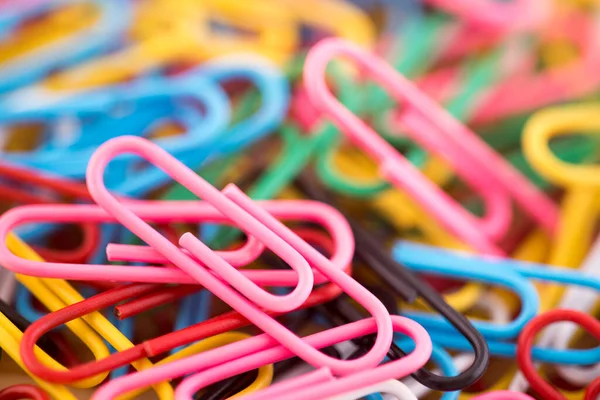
[0,200,355,286]
[8,135,391,376]
[92,316,430,400]
[473,9,600,124]
[423,0,550,34]
[88,137,317,314]
[304,38,560,252]
[175,316,431,400]
[87,136,392,375]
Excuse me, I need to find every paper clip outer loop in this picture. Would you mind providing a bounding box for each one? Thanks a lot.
[0,199,352,286]
[175,316,431,400]
[0,312,77,400]
[9,234,173,399]
[6,233,110,389]
[395,241,600,365]
[1,72,230,185]
[523,103,600,188]
[304,38,510,254]
[91,316,428,400]
[85,136,392,376]
[19,230,347,386]
[0,162,101,260]
[519,103,600,386]
[548,235,600,385]
[86,137,312,312]
[517,309,600,400]
[306,38,560,239]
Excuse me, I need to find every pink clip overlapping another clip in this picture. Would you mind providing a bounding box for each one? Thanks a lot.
[303,38,560,254]
[92,316,432,400]
[0,135,395,378]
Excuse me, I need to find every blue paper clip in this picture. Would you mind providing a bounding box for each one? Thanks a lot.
[0,74,230,184]
[7,69,230,258]
[393,241,600,365]
[126,55,289,196]
[15,283,45,323]
[0,0,131,92]
[10,66,231,326]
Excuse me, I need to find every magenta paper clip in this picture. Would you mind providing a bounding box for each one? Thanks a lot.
[423,0,550,34]
[305,39,502,254]
[304,38,560,249]
[92,316,428,400]
[0,199,355,286]
[176,316,431,400]
[473,9,600,124]
[80,136,391,376]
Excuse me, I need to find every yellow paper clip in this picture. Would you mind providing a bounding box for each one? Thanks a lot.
[7,233,174,399]
[523,103,600,311]
[0,312,77,400]
[43,0,297,91]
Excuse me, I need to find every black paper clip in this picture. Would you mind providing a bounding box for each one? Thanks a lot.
[294,174,490,392]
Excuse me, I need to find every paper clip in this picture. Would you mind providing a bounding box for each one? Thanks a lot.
[88,137,389,372]
[7,233,174,398]
[0,69,231,184]
[393,241,600,365]
[0,162,100,254]
[542,234,600,385]
[21,286,274,399]
[0,0,130,92]
[90,315,429,400]
[110,57,286,202]
[20,262,347,387]
[300,18,457,195]
[304,38,559,253]
[0,311,77,400]
[517,309,600,400]
[295,174,489,392]
[0,384,50,400]
[9,136,391,377]
[507,103,600,391]
[328,380,417,400]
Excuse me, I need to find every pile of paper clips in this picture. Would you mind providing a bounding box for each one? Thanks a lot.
[0,0,600,399]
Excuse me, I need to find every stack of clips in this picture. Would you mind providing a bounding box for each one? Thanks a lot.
[0,0,599,399]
